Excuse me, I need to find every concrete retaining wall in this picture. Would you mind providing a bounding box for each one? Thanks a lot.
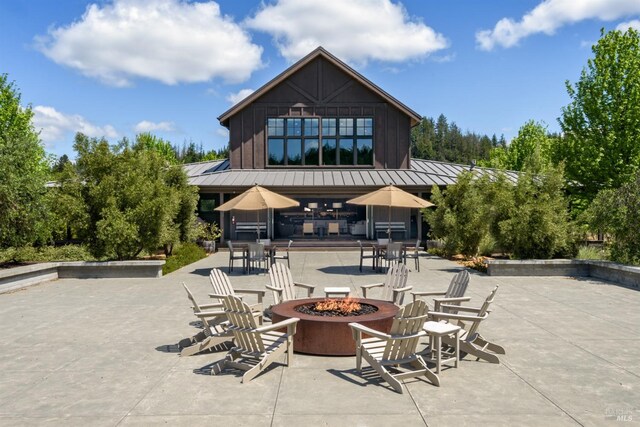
[487,259,639,289]
[0,261,165,294]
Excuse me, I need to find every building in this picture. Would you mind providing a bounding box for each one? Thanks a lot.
[186,47,515,242]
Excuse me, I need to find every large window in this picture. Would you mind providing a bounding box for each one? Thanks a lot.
[268,117,373,166]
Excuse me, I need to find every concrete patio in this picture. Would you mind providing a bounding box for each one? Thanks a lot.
[0,251,638,426]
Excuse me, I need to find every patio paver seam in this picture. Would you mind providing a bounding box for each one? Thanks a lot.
[269,360,286,427]
[114,357,181,426]
[404,381,430,427]
[500,361,585,426]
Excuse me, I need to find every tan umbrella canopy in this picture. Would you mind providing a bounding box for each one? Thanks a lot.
[215,185,300,239]
[347,185,434,241]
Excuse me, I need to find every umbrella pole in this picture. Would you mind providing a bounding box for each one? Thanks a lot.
[388,206,392,242]
[256,210,260,242]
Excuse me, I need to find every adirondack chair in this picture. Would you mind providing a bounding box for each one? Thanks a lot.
[180,283,232,357]
[208,268,265,324]
[266,262,316,305]
[411,270,470,312]
[210,295,299,383]
[428,285,505,364]
[349,299,439,393]
[361,263,412,305]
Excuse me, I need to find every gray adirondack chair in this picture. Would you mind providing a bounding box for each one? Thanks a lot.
[208,268,265,324]
[266,263,315,304]
[429,285,505,364]
[349,299,439,393]
[210,295,299,383]
[361,262,412,305]
[180,283,232,357]
[411,270,470,311]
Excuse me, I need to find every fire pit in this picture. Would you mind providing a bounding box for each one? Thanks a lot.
[271,298,399,356]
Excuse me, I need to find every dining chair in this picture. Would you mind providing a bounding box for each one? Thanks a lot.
[273,239,293,267]
[379,242,403,272]
[404,239,421,271]
[227,241,245,273]
[247,242,267,273]
[357,240,376,272]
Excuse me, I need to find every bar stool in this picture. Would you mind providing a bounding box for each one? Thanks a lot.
[423,321,461,374]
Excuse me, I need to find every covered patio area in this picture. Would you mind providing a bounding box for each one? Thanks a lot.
[0,252,638,425]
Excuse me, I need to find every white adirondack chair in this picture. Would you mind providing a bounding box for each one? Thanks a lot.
[266,263,316,305]
[349,299,440,393]
[209,268,265,324]
[211,295,299,383]
[180,283,232,357]
[361,263,412,305]
[429,285,505,364]
[411,270,470,312]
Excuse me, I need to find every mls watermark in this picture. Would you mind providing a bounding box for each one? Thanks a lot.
[605,407,634,422]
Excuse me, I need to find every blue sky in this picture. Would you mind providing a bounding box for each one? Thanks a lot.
[2,0,640,158]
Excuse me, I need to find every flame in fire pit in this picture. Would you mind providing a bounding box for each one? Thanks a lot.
[314,297,361,314]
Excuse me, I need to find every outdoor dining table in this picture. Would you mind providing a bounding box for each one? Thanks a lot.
[231,242,277,273]
[371,241,414,271]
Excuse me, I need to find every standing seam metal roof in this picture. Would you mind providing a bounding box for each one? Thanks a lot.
[183,158,517,188]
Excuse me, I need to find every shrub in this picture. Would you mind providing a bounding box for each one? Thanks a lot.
[162,242,207,275]
[498,166,578,259]
[0,245,94,264]
[424,171,490,257]
[584,174,640,265]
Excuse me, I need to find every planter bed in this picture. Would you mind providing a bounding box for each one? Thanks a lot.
[487,259,640,289]
[0,260,165,293]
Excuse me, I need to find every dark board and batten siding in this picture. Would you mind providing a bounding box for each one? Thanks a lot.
[228,56,411,171]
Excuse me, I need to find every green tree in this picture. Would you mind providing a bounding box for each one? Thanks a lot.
[584,173,640,265]
[45,161,89,241]
[134,133,177,164]
[482,120,555,172]
[72,133,198,259]
[558,28,640,203]
[0,74,50,248]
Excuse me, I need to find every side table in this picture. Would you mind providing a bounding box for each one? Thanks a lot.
[423,321,461,374]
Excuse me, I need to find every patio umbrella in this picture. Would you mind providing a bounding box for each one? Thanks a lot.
[215,184,300,240]
[347,185,434,241]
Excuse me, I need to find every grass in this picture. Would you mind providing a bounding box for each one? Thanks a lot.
[576,245,609,261]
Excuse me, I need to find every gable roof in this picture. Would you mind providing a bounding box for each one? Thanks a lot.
[217,46,422,127]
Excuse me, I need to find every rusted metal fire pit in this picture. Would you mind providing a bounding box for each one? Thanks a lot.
[271,297,399,356]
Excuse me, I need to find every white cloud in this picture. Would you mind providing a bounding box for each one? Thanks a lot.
[216,128,229,138]
[476,0,640,51]
[246,0,448,64]
[226,88,254,105]
[33,105,118,145]
[134,120,175,133]
[617,19,640,31]
[36,0,262,86]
